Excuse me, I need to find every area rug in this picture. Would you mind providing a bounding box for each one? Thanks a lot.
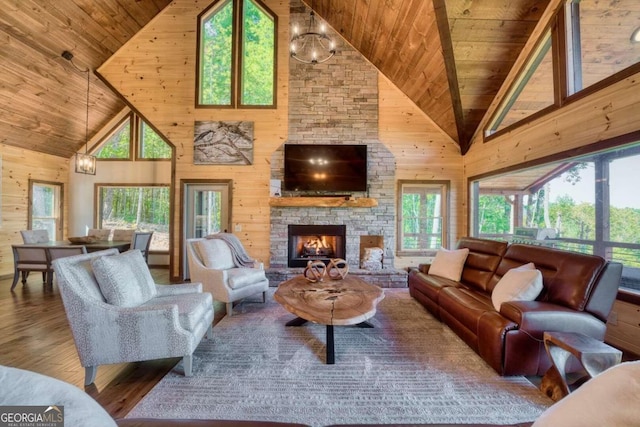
[126,288,552,426]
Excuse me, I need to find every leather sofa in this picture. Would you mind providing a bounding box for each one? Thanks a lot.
[408,237,622,376]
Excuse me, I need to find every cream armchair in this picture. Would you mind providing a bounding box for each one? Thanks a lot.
[53,249,214,385]
[187,237,268,316]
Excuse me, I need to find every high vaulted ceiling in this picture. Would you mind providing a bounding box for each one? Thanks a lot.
[1,0,603,160]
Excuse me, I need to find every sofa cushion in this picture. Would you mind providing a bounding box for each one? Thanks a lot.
[456,237,509,292]
[499,244,606,311]
[227,268,266,289]
[491,263,543,311]
[429,248,470,281]
[194,239,235,270]
[91,250,157,307]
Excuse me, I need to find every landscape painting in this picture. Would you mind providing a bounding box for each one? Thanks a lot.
[193,121,254,165]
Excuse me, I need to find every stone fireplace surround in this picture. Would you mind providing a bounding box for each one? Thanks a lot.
[266,1,407,288]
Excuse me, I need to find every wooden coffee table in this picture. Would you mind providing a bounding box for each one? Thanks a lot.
[274,275,385,364]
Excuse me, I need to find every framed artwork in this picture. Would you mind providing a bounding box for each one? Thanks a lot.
[193,121,254,165]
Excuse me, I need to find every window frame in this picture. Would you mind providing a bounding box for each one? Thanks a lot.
[91,113,172,162]
[91,114,134,161]
[196,0,278,109]
[95,183,171,253]
[28,179,63,241]
[396,180,450,257]
[484,1,640,142]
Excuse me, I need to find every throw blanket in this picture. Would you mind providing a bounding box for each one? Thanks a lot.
[205,233,255,268]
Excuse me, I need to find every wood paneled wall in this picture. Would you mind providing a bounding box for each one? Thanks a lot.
[97,0,466,278]
[0,144,69,277]
[378,75,464,268]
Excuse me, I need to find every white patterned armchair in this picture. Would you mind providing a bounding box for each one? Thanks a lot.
[187,236,268,316]
[53,249,214,386]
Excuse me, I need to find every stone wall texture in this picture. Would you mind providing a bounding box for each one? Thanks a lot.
[269,1,397,271]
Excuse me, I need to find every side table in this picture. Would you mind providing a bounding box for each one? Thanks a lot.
[540,331,622,401]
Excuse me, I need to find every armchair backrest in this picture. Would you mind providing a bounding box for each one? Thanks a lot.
[20,229,50,244]
[187,238,235,270]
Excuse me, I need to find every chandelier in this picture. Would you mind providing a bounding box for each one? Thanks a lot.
[62,50,97,175]
[290,11,336,64]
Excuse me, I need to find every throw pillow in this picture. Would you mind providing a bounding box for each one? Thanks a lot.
[532,361,640,427]
[91,250,157,307]
[428,247,470,281]
[491,262,542,311]
[194,239,235,270]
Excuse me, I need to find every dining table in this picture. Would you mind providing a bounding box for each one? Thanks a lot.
[12,240,132,287]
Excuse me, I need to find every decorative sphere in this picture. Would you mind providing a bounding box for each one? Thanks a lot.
[327,258,349,280]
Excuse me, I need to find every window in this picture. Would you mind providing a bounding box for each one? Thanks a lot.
[29,180,63,240]
[139,121,171,159]
[197,0,277,108]
[486,31,555,137]
[397,181,449,255]
[566,0,640,95]
[97,185,170,252]
[95,117,132,159]
[92,113,172,161]
[470,140,640,292]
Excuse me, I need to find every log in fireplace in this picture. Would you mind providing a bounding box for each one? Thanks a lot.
[288,225,346,267]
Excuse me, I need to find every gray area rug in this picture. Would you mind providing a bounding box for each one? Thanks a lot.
[127,289,552,426]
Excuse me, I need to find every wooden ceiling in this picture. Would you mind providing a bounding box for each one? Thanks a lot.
[0,0,171,159]
[1,0,638,161]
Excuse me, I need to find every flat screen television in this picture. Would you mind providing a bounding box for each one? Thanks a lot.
[284,144,368,192]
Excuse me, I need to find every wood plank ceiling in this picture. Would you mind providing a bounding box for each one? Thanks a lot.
[305,0,550,154]
[0,0,171,159]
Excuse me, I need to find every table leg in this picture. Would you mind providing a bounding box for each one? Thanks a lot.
[356,321,374,328]
[326,325,334,365]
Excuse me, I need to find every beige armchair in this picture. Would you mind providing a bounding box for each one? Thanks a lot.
[20,229,50,243]
[53,249,214,385]
[187,236,268,316]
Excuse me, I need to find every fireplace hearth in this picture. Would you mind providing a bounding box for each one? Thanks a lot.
[288,225,346,267]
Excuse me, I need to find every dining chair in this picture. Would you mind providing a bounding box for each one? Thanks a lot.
[11,245,49,290]
[20,229,50,244]
[112,229,134,242]
[131,231,154,263]
[46,246,88,286]
[87,228,111,241]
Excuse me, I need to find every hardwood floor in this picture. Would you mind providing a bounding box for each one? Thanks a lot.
[0,269,226,420]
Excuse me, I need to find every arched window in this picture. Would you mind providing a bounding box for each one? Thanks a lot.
[197,0,277,108]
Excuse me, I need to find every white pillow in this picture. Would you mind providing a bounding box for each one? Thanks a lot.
[194,239,235,270]
[428,247,470,281]
[532,361,640,427]
[491,262,542,311]
[91,250,157,307]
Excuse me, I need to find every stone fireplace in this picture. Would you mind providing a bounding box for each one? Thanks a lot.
[267,1,406,288]
[288,225,346,267]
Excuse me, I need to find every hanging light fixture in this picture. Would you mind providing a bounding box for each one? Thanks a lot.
[290,11,336,64]
[62,50,96,175]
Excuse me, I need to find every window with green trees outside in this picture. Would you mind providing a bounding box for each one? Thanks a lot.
[198,0,276,107]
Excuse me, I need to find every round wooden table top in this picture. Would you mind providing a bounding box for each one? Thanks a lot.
[274,275,385,326]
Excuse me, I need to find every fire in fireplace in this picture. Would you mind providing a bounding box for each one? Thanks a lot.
[288,225,346,267]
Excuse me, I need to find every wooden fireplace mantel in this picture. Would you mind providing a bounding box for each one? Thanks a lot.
[269,197,378,208]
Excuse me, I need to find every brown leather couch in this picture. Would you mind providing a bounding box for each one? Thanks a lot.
[408,237,622,376]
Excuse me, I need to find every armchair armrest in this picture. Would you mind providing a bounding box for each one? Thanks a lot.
[155,283,203,296]
[500,300,607,340]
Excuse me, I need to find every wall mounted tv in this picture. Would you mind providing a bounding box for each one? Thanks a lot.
[284,144,368,192]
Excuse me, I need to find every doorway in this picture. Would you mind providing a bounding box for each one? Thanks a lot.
[182,180,232,279]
